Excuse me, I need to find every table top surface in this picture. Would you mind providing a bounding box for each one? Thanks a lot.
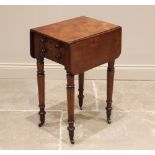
[31,16,120,44]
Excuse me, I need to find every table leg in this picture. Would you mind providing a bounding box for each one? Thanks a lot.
[106,60,115,124]
[78,73,84,110]
[37,58,46,127]
[66,71,75,144]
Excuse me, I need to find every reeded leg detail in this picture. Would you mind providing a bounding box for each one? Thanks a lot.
[78,73,84,110]
[37,59,46,127]
[66,71,75,144]
[106,60,115,124]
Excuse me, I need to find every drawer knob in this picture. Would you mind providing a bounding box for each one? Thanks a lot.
[40,37,46,43]
[41,48,46,52]
[55,43,62,63]
[41,48,47,57]
[55,53,61,62]
[55,44,60,48]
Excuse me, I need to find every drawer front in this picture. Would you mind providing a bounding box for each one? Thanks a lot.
[32,33,67,65]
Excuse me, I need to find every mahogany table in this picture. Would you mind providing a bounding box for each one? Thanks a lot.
[30,16,122,144]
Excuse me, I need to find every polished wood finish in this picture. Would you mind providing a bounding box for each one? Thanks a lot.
[70,28,121,73]
[31,16,120,44]
[30,16,121,74]
[30,16,122,144]
[106,60,115,124]
[78,73,84,110]
[37,58,46,127]
[66,72,75,144]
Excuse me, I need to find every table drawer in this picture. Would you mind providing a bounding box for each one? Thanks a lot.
[31,32,67,65]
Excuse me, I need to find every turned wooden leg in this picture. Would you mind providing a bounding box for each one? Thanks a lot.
[37,58,46,127]
[78,73,84,110]
[106,60,115,124]
[66,71,75,144]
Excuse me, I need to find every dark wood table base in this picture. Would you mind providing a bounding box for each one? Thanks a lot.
[37,59,115,144]
[30,16,121,144]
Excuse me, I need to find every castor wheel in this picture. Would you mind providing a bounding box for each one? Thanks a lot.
[38,121,45,127]
[107,119,111,124]
[70,139,75,144]
[38,110,46,127]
